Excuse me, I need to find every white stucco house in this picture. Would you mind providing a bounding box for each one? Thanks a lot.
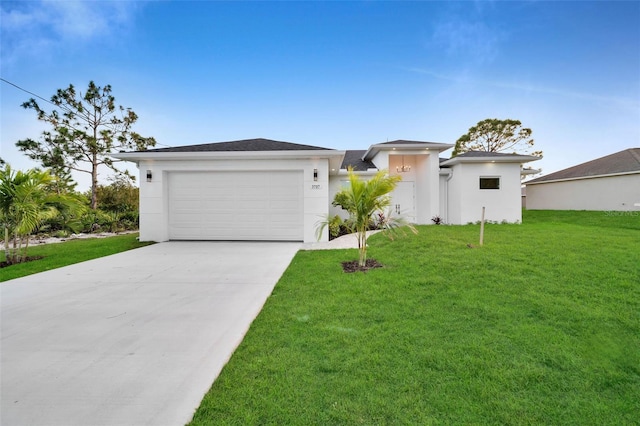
[113,138,539,243]
[525,148,640,211]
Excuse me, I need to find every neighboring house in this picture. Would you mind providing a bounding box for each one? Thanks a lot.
[525,148,640,211]
[113,138,539,243]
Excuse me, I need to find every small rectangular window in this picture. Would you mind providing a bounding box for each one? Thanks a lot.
[480,177,500,190]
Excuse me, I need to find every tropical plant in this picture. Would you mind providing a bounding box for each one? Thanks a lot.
[0,166,83,264]
[36,191,89,235]
[373,208,417,240]
[315,214,344,240]
[328,168,404,267]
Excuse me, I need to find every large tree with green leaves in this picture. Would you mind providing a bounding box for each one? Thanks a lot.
[16,81,156,209]
[452,118,542,157]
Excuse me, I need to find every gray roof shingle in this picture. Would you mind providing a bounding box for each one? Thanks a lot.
[141,138,334,153]
[341,150,376,171]
[527,148,640,183]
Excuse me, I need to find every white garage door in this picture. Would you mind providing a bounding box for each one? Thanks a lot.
[169,171,304,241]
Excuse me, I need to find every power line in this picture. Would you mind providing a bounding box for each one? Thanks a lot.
[0,77,60,109]
[0,77,172,148]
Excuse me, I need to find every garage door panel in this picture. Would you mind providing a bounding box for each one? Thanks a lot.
[235,212,265,220]
[172,200,204,210]
[202,213,235,222]
[271,189,299,198]
[269,173,295,184]
[200,201,230,210]
[169,171,303,241]
[201,229,234,238]
[202,186,236,199]
[236,200,268,210]
[269,199,301,209]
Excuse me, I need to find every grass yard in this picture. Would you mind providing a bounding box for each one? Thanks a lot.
[0,234,153,282]
[191,210,639,425]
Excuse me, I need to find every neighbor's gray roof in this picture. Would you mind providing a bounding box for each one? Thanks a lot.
[140,138,334,153]
[527,148,640,184]
[341,150,376,171]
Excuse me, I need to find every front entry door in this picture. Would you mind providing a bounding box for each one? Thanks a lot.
[392,181,416,223]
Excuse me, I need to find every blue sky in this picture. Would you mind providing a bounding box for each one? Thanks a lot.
[1,1,639,190]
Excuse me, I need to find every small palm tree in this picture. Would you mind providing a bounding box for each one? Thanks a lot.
[330,168,404,267]
[0,166,83,264]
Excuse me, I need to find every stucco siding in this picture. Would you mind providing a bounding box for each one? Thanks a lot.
[526,173,640,211]
[327,152,442,225]
[448,162,523,224]
[137,158,330,243]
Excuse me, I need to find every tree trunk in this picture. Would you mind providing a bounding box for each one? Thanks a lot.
[358,227,367,267]
[91,152,98,210]
[3,227,10,263]
[16,235,23,263]
[22,234,31,262]
[10,234,18,264]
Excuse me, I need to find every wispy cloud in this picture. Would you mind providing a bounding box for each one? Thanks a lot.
[405,67,640,111]
[431,19,503,64]
[1,1,141,66]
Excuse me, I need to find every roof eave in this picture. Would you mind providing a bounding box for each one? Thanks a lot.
[362,142,454,161]
[112,149,346,171]
[337,168,379,176]
[440,155,541,167]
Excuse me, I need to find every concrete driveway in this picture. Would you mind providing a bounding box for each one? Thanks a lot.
[1,241,300,426]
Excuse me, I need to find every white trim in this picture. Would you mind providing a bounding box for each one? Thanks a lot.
[113,150,346,175]
[363,142,453,161]
[440,154,540,166]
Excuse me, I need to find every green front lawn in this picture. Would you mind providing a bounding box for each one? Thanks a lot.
[0,233,153,282]
[191,210,640,424]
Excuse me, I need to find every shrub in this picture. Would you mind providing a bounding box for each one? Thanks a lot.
[93,176,139,214]
[328,215,343,238]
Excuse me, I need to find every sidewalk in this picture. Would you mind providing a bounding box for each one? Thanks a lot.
[301,230,381,250]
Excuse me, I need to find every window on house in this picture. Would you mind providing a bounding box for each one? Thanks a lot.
[479,177,500,190]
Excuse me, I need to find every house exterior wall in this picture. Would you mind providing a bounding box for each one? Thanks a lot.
[389,152,440,224]
[137,158,331,243]
[327,151,442,225]
[438,172,450,221]
[526,173,640,211]
[447,162,523,224]
[328,174,351,220]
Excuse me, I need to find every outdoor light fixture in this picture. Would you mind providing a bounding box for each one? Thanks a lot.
[146,170,152,182]
[313,168,318,181]
[396,156,411,173]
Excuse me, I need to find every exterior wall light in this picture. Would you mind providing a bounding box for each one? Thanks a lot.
[146,170,152,182]
[313,168,318,181]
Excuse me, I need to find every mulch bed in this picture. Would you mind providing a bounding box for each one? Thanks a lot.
[341,258,383,273]
[0,256,44,268]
